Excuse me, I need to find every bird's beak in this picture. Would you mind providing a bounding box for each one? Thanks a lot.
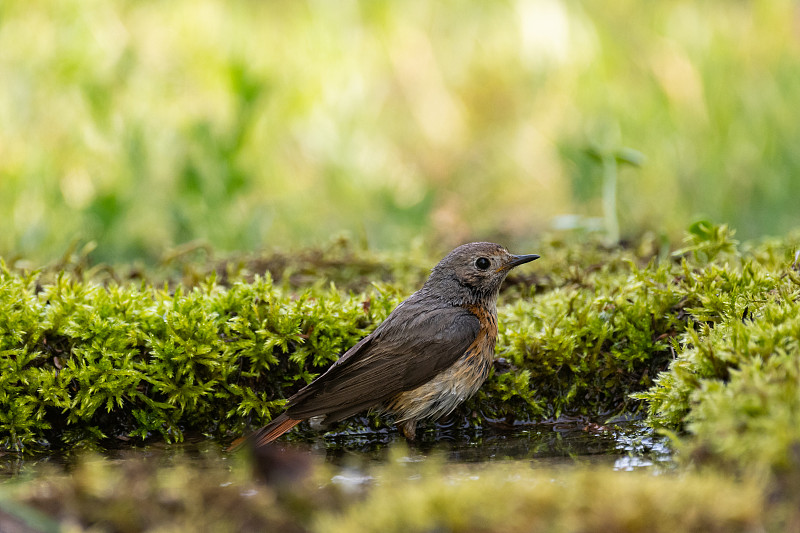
[499,253,540,271]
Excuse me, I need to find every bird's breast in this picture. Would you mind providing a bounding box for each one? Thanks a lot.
[387,303,498,423]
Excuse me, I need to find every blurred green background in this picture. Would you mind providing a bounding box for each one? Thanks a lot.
[2,0,799,263]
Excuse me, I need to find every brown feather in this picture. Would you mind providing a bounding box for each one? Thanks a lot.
[227,413,301,451]
[252,414,301,446]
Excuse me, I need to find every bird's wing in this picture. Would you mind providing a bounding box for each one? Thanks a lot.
[283,297,481,422]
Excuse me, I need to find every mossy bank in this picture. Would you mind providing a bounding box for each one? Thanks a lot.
[1,226,799,470]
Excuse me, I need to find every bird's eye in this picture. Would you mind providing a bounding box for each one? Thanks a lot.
[475,257,491,270]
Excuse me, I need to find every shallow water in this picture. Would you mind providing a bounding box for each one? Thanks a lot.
[0,419,674,484]
[320,419,674,472]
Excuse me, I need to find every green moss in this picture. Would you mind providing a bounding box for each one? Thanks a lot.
[482,259,682,422]
[0,262,396,451]
[643,280,800,473]
[634,227,800,472]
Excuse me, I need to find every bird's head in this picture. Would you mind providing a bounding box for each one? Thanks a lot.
[425,242,539,306]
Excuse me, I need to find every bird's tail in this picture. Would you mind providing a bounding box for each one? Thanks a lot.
[227,413,302,452]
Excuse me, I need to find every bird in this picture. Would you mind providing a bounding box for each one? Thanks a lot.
[236,242,539,448]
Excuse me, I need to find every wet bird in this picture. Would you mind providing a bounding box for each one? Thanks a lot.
[239,242,539,447]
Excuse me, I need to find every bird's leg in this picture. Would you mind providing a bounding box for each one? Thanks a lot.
[397,419,417,440]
